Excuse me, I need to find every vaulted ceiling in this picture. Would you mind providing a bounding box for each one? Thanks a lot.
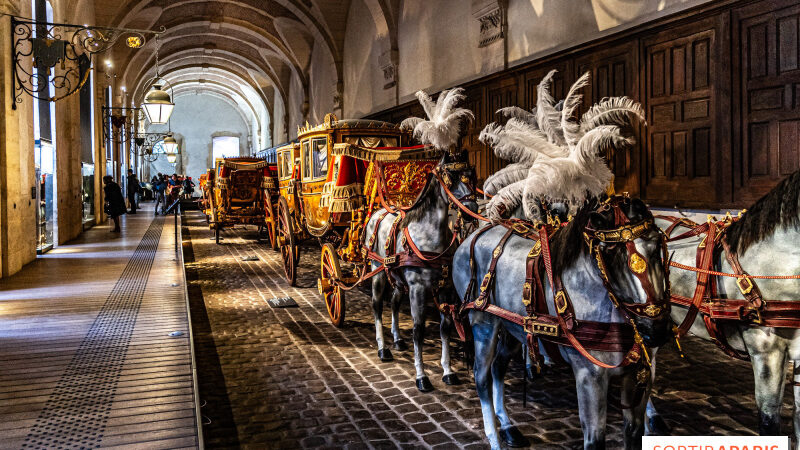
[93,0,379,146]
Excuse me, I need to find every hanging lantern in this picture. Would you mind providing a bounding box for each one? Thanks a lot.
[141,84,174,124]
[166,152,177,164]
[162,133,178,153]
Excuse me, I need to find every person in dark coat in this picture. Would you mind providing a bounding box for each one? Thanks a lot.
[126,169,141,214]
[103,175,126,232]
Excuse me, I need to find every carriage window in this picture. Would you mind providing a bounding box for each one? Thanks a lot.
[278,151,291,179]
[302,140,311,178]
[312,137,328,178]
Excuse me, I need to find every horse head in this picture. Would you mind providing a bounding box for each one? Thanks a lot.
[585,196,672,348]
[433,150,479,217]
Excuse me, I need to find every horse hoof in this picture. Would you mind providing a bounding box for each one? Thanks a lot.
[648,415,671,435]
[442,373,461,385]
[378,348,393,362]
[416,376,434,392]
[392,339,408,351]
[499,426,529,448]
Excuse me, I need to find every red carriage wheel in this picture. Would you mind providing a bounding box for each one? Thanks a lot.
[277,197,297,286]
[319,243,346,327]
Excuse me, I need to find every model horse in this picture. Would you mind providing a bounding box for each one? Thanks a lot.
[364,151,479,391]
[646,169,800,444]
[454,197,672,450]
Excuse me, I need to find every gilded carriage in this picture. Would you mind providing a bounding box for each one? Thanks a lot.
[274,113,410,287]
[275,113,447,326]
[205,156,279,245]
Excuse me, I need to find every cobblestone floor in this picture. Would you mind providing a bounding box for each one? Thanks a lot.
[181,211,795,449]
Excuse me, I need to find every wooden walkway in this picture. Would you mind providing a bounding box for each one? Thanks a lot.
[0,205,201,449]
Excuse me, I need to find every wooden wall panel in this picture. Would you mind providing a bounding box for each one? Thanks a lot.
[366,0,799,209]
[643,20,719,207]
[733,0,800,204]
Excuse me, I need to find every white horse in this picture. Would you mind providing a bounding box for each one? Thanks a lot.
[647,169,800,445]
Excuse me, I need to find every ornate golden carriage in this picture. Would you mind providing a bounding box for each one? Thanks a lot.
[204,156,279,245]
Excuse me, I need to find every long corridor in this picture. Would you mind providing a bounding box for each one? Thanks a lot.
[0,206,201,449]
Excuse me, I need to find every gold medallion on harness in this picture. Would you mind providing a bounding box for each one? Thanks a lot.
[621,229,633,241]
[637,367,649,385]
[629,253,647,274]
[643,304,662,317]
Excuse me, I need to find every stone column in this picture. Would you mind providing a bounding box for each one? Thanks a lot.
[0,0,38,276]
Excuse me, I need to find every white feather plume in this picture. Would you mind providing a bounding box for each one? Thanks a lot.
[561,72,591,147]
[496,106,538,128]
[486,179,526,222]
[483,163,530,197]
[404,88,474,150]
[580,96,645,133]
[480,119,566,165]
[536,70,565,146]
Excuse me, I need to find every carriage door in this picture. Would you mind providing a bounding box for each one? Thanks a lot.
[300,136,330,232]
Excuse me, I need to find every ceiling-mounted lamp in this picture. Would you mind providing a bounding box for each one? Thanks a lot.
[166,151,178,164]
[139,34,174,124]
[163,133,178,154]
[141,83,174,124]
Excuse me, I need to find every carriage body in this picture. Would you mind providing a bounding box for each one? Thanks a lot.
[208,156,275,244]
[295,114,408,238]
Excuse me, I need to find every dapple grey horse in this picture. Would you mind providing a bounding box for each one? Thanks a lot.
[454,197,672,450]
[364,152,479,392]
[646,170,800,446]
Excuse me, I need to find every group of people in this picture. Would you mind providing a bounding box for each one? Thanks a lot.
[101,170,197,233]
[151,173,195,215]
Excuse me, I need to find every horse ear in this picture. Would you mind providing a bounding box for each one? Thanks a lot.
[627,197,650,222]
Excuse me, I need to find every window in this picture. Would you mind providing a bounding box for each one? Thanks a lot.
[278,151,292,179]
[302,137,328,180]
[212,136,240,161]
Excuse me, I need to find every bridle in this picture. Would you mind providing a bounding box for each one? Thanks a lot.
[582,197,671,360]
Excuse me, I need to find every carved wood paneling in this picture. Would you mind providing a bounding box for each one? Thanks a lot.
[366,0,799,209]
[733,0,800,204]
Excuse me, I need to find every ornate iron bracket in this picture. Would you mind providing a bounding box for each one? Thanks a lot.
[102,106,140,144]
[133,132,170,161]
[10,17,164,109]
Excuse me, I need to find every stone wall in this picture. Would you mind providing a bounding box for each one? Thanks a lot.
[147,93,251,182]
[342,0,715,117]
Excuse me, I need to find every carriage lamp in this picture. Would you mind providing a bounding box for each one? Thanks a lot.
[141,84,174,124]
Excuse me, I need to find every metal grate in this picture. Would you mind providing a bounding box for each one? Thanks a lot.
[23,217,164,449]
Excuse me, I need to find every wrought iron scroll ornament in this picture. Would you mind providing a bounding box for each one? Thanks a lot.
[10,16,164,109]
[133,132,170,162]
[102,106,140,145]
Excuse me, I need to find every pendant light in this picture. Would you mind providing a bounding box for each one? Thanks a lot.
[140,34,174,124]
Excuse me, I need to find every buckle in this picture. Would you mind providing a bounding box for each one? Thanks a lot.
[528,240,541,258]
[555,290,568,314]
[738,305,763,325]
[524,317,559,337]
[521,282,532,306]
[479,273,493,292]
[512,222,530,235]
[384,255,397,265]
[737,276,754,295]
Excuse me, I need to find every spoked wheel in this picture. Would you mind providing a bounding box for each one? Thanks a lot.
[319,243,346,327]
[277,197,298,286]
[264,193,278,251]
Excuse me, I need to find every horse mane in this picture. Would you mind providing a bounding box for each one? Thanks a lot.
[400,173,444,228]
[726,169,800,254]
[549,201,595,276]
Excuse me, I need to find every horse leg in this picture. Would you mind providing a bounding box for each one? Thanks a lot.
[573,363,609,449]
[493,333,529,448]
[473,318,502,450]
[440,310,460,385]
[620,369,648,449]
[372,273,393,362]
[390,289,407,351]
[752,349,787,435]
[409,284,433,391]
[644,349,670,435]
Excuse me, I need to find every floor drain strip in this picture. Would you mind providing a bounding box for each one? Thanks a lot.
[23,217,165,450]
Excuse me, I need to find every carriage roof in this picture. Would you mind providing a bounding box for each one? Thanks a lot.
[296,114,402,139]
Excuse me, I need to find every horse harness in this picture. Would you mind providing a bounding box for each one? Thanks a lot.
[350,162,475,317]
[659,215,800,360]
[460,198,669,382]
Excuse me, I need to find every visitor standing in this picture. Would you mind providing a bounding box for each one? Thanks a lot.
[103,175,126,232]
[153,174,166,215]
[126,169,140,214]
